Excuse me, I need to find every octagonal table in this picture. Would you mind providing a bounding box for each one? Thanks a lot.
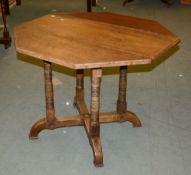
[14,12,180,166]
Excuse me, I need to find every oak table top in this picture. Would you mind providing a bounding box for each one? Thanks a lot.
[14,12,180,69]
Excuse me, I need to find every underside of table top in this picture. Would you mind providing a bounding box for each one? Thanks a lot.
[14,12,180,69]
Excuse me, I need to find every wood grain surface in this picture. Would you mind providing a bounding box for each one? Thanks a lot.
[14,12,180,69]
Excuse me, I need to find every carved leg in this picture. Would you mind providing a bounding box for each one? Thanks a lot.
[89,68,103,166]
[117,66,141,127]
[29,61,56,139]
[74,69,89,115]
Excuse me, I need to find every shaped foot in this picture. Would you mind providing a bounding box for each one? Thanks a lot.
[29,118,55,139]
[91,137,103,167]
[121,111,142,127]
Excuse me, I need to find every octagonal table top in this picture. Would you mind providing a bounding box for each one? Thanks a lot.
[14,12,180,69]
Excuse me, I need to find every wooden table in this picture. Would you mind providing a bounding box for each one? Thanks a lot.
[14,12,180,166]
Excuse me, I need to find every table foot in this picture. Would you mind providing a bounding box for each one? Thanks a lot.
[29,118,55,139]
[83,117,103,166]
[95,111,141,127]
[91,137,103,166]
[121,111,142,127]
[29,115,84,139]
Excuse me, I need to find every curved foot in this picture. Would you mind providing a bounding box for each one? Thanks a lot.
[121,111,142,127]
[90,137,103,167]
[29,118,50,139]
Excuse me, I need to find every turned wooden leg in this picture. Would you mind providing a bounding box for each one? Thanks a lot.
[117,66,127,114]
[74,69,89,115]
[117,66,142,127]
[87,0,92,12]
[44,61,56,125]
[29,61,56,139]
[75,69,103,166]
[89,68,103,166]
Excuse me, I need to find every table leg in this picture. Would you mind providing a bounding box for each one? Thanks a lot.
[29,61,57,139]
[117,66,142,127]
[88,68,103,166]
[28,64,141,165]
[74,69,89,115]
[117,66,127,114]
